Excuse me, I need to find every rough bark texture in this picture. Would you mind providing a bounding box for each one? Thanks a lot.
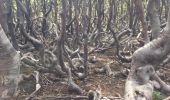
[147,0,160,40]
[0,25,20,99]
[134,0,149,43]
[0,0,8,33]
[124,5,170,100]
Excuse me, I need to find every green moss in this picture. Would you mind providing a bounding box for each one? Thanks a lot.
[153,91,165,100]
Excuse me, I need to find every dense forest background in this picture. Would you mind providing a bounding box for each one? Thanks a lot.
[0,0,170,100]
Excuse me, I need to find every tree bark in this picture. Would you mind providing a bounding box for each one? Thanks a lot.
[147,0,160,40]
[0,0,20,99]
[134,0,149,43]
[0,24,20,99]
[6,0,19,50]
[124,5,170,100]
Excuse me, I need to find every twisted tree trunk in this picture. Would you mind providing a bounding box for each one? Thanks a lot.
[124,5,170,100]
[0,24,20,99]
[0,0,20,99]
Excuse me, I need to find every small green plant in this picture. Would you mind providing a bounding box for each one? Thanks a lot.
[153,91,165,100]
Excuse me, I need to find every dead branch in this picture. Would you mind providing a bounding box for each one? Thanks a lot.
[36,95,88,100]
[117,29,132,41]
[57,0,84,94]
[104,63,114,76]
[25,71,41,100]
[109,26,132,63]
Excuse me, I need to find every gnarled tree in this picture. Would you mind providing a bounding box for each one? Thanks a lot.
[0,25,20,99]
[124,5,170,100]
[0,0,20,99]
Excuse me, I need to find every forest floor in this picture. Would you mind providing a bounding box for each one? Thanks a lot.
[18,48,170,100]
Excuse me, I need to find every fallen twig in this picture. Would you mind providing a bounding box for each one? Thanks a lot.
[25,71,41,100]
[36,95,88,100]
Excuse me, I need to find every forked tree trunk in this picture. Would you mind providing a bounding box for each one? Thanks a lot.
[124,5,170,100]
[0,24,20,99]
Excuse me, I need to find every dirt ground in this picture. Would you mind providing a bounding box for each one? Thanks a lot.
[18,48,170,100]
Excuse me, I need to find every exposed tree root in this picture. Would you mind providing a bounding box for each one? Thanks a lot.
[67,67,84,94]
[25,71,41,100]
[152,73,170,94]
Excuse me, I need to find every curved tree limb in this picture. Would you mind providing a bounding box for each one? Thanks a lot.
[124,6,170,99]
